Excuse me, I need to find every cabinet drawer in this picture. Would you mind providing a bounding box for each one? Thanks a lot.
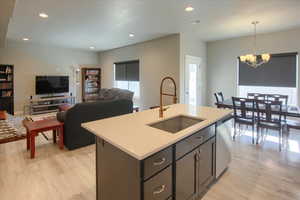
[144,166,172,200]
[143,146,172,180]
[176,125,215,160]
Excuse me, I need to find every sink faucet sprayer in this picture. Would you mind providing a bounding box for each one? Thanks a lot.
[159,76,177,118]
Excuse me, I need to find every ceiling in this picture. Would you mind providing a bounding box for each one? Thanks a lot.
[6,0,300,51]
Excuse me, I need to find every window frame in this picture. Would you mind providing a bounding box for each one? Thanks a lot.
[113,62,141,105]
[236,54,299,106]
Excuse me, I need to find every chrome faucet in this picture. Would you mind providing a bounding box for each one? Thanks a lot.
[159,76,177,118]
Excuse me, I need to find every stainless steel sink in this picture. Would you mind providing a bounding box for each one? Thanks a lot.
[148,115,204,134]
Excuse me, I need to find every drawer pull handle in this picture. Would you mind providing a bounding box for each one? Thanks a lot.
[196,136,204,140]
[153,185,166,195]
[153,157,166,166]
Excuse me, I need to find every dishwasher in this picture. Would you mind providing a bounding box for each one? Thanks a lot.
[216,116,233,178]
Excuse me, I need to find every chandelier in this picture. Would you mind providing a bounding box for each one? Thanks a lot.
[239,21,271,68]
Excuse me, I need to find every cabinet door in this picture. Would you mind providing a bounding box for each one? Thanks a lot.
[96,138,140,200]
[176,148,198,200]
[198,138,215,193]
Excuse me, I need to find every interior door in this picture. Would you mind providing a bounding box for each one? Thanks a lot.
[184,55,202,106]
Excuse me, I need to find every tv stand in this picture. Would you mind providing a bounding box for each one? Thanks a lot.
[41,95,65,99]
[29,96,75,115]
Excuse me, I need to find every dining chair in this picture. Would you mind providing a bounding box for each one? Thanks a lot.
[256,94,266,100]
[285,119,300,139]
[247,93,267,100]
[247,93,260,99]
[266,94,288,121]
[232,97,256,144]
[255,100,283,151]
[266,94,288,105]
[214,92,224,108]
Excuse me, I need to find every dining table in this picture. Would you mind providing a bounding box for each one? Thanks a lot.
[216,99,300,118]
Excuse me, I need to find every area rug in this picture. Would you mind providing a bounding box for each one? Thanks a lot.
[0,114,26,144]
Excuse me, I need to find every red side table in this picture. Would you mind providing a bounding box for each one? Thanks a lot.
[58,104,73,112]
[23,118,64,159]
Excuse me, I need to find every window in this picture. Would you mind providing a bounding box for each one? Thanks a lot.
[238,86,297,105]
[238,52,298,105]
[114,60,140,105]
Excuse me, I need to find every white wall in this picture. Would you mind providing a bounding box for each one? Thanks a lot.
[207,27,300,106]
[0,40,99,114]
[180,32,207,105]
[98,34,180,110]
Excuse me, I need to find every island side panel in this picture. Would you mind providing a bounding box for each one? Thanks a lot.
[96,137,141,200]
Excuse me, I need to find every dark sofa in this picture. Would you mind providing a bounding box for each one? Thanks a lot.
[57,99,133,150]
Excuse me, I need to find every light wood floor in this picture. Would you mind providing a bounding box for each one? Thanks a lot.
[1,127,300,200]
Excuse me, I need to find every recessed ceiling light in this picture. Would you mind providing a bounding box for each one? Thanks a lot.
[39,13,48,18]
[22,38,29,41]
[185,6,194,12]
[129,33,135,37]
[192,20,200,24]
[89,46,95,50]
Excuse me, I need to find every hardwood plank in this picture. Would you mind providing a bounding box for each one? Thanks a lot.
[0,124,299,200]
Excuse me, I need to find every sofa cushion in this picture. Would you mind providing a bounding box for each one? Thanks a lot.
[99,88,134,101]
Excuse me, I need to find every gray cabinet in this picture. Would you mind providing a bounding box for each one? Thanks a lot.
[176,148,198,200]
[198,138,215,193]
[176,137,216,200]
[95,123,220,200]
[96,138,141,200]
[144,166,172,200]
[176,125,215,159]
[143,146,173,180]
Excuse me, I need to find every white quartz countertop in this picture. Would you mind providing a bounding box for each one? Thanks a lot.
[82,104,232,160]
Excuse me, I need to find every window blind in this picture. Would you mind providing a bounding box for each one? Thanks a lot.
[238,52,297,87]
[115,60,139,81]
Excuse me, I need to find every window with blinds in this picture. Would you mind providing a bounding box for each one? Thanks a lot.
[114,60,140,105]
[238,52,297,87]
[115,60,139,81]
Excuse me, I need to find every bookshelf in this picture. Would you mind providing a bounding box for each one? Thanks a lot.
[0,65,14,114]
[82,68,101,102]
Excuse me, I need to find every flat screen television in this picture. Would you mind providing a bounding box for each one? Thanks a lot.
[36,76,69,95]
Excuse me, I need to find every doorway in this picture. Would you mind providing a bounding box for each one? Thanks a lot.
[184,55,202,106]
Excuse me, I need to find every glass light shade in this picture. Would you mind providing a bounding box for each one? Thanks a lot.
[240,56,246,62]
[261,54,271,62]
[245,54,251,61]
[249,55,256,63]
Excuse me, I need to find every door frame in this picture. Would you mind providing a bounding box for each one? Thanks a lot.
[184,55,202,105]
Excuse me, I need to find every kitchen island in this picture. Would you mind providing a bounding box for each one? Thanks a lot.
[82,104,233,200]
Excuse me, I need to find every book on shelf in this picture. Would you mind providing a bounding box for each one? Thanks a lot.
[2,90,12,97]
[7,75,12,81]
[0,82,12,89]
[86,70,99,75]
[5,67,12,73]
[0,66,12,74]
